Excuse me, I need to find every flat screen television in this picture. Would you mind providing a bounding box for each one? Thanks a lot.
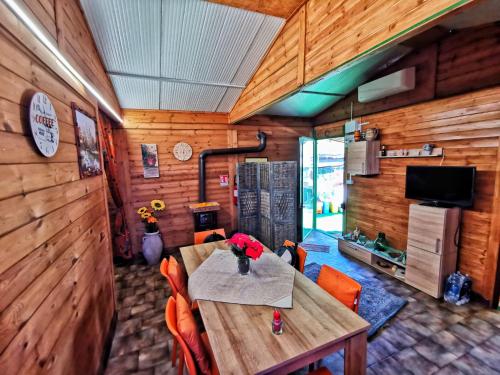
[405,166,476,207]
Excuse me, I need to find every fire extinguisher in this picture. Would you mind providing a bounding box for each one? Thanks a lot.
[233,175,238,206]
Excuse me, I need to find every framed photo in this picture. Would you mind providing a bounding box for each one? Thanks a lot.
[245,157,268,163]
[141,143,160,178]
[72,103,102,178]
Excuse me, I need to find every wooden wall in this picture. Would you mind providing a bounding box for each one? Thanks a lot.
[116,111,312,253]
[314,24,500,301]
[229,0,473,122]
[230,6,306,122]
[20,0,120,115]
[0,1,117,373]
[316,23,500,125]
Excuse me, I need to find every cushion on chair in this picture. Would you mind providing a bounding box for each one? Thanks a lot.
[310,367,332,375]
[296,246,307,273]
[201,332,219,375]
[168,256,189,301]
[176,294,211,375]
[159,258,168,278]
[317,265,361,311]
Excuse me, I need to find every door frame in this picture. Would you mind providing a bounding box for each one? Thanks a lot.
[300,129,346,240]
[299,136,316,241]
[315,135,346,239]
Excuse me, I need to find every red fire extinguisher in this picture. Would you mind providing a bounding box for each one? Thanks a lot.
[233,175,238,206]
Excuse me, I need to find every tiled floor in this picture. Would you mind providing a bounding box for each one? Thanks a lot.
[106,231,500,375]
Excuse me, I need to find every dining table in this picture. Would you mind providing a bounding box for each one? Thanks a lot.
[179,239,370,375]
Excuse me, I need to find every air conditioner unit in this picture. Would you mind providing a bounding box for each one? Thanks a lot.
[358,67,415,103]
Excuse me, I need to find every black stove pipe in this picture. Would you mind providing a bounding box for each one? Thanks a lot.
[198,131,266,202]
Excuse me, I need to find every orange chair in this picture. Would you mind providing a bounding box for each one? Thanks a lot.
[160,258,179,297]
[160,258,198,312]
[317,265,362,313]
[283,240,308,273]
[194,228,226,245]
[165,297,218,375]
[310,368,332,375]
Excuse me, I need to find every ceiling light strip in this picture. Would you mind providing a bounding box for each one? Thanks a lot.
[2,0,123,123]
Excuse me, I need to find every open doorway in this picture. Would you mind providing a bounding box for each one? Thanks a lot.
[300,136,345,241]
[316,138,345,237]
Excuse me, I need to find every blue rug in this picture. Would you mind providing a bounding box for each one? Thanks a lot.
[304,263,407,337]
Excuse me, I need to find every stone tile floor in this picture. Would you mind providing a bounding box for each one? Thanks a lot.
[106,231,500,374]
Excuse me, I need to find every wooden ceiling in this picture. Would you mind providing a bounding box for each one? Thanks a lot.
[207,0,306,19]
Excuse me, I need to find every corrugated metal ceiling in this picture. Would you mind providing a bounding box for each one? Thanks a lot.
[79,0,284,112]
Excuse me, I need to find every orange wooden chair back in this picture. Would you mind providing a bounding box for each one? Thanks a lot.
[283,240,307,273]
[194,228,226,245]
[160,258,179,298]
[317,265,362,313]
[165,297,198,375]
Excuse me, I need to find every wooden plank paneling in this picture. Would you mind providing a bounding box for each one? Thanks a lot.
[119,111,311,253]
[436,23,500,98]
[207,0,305,18]
[304,0,470,83]
[229,0,471,123]
[316,86,500,299]
[21,0,57,40]
[230,7,304,122]
[0,1,115,373]
[56,0,120,114]
[315,44,438,125]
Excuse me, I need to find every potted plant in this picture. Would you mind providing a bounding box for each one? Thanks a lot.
[227,233,264,275]
[137,199,166,265]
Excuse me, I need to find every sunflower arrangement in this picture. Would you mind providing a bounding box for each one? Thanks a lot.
[136,199,166,233]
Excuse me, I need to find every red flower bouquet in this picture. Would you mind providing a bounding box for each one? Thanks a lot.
[227,233,264,260]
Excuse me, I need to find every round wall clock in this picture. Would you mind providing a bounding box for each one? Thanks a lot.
[29,92,59,157]
[173,142,193,161]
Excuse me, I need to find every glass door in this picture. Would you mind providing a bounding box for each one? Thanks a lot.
[300,137,315,240]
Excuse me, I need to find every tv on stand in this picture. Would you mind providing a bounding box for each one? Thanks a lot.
[405,166,476,208]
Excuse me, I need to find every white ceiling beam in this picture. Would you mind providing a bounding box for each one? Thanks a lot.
[107,71,246,89]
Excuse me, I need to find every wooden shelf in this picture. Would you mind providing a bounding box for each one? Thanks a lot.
[340,239,406,268]
[371,258,406,281]
[377,147,443,159]
[338,239,406,282]
[378,154,442,159]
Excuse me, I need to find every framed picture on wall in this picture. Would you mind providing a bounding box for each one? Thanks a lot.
[141,143,160,178]
[72,103,102,178]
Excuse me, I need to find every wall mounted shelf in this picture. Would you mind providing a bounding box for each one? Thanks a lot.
[377,147,443,159]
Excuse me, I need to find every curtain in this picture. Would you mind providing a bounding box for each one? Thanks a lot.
[99,109,133,260]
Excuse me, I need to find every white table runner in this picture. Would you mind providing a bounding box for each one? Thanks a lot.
[188,249,295,308]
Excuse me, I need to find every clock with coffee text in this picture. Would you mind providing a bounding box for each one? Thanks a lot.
[29,92,59,157]
[173,142,193,161]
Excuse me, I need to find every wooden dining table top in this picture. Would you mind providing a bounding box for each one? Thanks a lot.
[180,239,370,375]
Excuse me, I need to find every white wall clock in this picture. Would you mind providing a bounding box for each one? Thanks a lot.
[173,142,193,161]
[29,92,59,157]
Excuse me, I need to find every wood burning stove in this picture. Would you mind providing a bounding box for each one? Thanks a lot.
[189,202,221,232]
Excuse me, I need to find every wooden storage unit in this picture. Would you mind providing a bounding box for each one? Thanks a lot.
[339,202,462,297]
[346,141,380,176]
[338,239,406,282]
[405,204,461,298]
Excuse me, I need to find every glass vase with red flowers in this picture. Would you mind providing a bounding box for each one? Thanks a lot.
[227,233,264,275]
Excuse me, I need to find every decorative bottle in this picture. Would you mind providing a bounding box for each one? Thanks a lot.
[272,309,283,335]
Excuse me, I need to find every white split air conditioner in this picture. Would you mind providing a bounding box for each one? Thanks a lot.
[358,66,416,103]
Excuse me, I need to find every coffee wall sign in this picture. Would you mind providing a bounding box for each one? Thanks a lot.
[29,92,59,157]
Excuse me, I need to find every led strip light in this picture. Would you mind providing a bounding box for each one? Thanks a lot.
[2,0,123,123]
